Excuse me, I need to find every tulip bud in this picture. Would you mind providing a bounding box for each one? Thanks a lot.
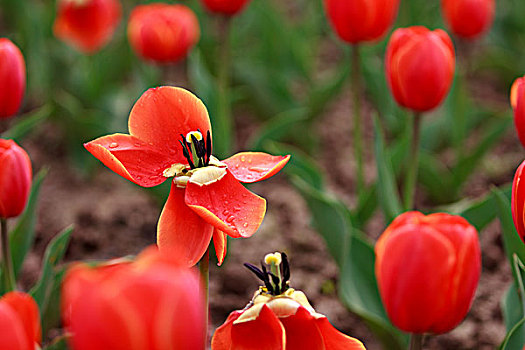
[375,211,481,334]
[0,39,26,119]
[53,0,122,54]
[201,0,251,16]
[62,246,205,350]
[511,77,525,148]
[0,292,41,350]
[441,0,495,39]
[323,0,400,44]
[0,139,32,219]
[385,26,456,112]
[512,160,525,243]
[127,4,200,64]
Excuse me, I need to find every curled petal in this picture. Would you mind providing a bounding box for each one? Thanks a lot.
[279,307,324,350]
[223,152,290,183]
[128,86,211,156]
[231,305,285,350]
[185,171,266,238]
[157,184,214,267]
[84,134,171,187]
[315,317,366,350]
[2,292,41,345]
[211,311,243,350]
[213,229,228,266]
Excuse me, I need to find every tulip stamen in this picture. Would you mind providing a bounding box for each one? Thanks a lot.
[179,130,212,169]
[244,252,290,296]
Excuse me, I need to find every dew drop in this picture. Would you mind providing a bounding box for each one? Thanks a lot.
[243,223,248,228]
[248,166,266,173]
[149,176,157,180]
[109,142,118,148]
[240,156,246,162]
[134,142,141,147]
[226,215,235,223]
[222,209,230,216]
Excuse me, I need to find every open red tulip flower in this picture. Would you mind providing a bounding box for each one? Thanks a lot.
[212,252,366,350]
[441,0,495,39]
[201,0,251,16]
[512,160,525,243]
[511,76,525,148]
[0,292,41,350]
[375,211,481,334]
[323,0,400,44]
[85,86,290,267]
[53,0,122,54]
[128,4,200,64]
[62,246,205,350]
[386,26,456,112]
[0,39,26,119]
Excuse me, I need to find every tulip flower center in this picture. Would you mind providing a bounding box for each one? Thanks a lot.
[244,251,291,296]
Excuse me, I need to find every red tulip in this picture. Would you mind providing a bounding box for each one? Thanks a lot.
[441,0,495,39]
[128,4,200,64]
[212,252,365,350]
[0,39,26,118]
[386,26,456,112]
[62,246,205,350]
[0,292,41,350]
[84,87,289,267]
[201,0,251,16]
[511,76,525,148]
[323,0,400,44]
[512,160,525,243]
[375,211,481,334]
[0,139,32,219]
[53,0,122,54]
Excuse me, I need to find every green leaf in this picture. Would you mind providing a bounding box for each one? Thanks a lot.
[9,169,47,279]
[250,109,308,151]
[501,316,525,350]
[30,226,73,312]
[373,116,402,224]
[2,104,53,142]
[40,268,66,335]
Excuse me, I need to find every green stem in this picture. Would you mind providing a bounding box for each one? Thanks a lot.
[409,334,424,350]
[1,218,15,291]
[403,112,422,210]
[216,16,233,157]
[199,246,210,347]
[352,44,365,196]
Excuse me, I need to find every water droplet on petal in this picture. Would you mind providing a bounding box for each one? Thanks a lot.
[240,156,246,162]
[226,215,235,223]
[134,142,141,147]
[222,209,230,216]
[243,223,248,228]
[248,167,266,173]
[109,142,118,148]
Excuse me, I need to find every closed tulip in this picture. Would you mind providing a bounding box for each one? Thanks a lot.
[441,0,495,39]
[0,39,26,119]
[62,246,205,350]
[512,160,525,243]
[375,211,481,334]
[128,4,200,63]
[386,26,456,112]
[201,0,251,16]
[0,139,32,219]
[511,76,525,148]
[53,0,122,54]
[323,0,400,44]
[0,292,41,350]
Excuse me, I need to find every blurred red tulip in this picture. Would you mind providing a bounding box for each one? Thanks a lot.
[0,292,41,350]
[54,0,122,54]
[512,160,525,243]
[386,26,456,112]
[212,253,365,350]
[201,0,251,16]
[0,139,32,219]
[0,39,25,118]
[62,246,206,350]
[128,4,200,63]
[511,76,525,148]
[84,86,289,267]
[323,0,400,44]
[375,211,481,334]
[441,0,495,39]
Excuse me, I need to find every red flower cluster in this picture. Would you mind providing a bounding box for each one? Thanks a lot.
[0,39,25,119]
[201,0,252,16]
[441,0,495,39]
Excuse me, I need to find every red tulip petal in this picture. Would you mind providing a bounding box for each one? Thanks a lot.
[279,307,324,350]
[0,302,31,350]
[84,133,171,187]
[222,152,290,183]
[128,86,211,157]
[213,229,228,266]
[2,292,41,345]
[211,311,243,350]
[231,305,285,350]
[513,160,525,243]
[185,170,266,238]
[157,184,214,267]
[315,317,365,350]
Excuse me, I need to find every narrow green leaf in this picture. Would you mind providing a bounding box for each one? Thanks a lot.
[2,104,53,142]
[501,317,525,350]
[250,109,308,151]
[306,63,349,121]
